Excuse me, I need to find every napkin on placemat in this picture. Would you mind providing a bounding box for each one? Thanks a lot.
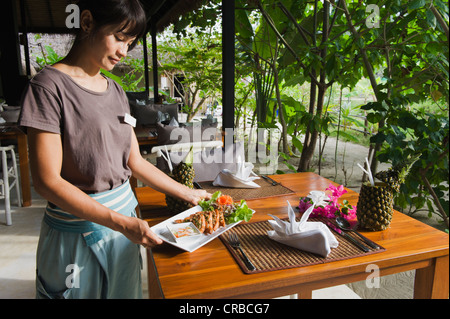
[267,197,338,257]
[212,158,260,188]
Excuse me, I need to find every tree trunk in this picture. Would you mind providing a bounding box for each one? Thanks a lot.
[298,71,317,172]
[297,0,330,172]
[298,83,326,171]
[271,47,288,154]
[186,97,206,122]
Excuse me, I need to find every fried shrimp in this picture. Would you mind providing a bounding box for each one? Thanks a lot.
[171,193,248,235]
[194,213,206,233]
[219,211,226,227]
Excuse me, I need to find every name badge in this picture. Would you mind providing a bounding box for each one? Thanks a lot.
[124,113,136,127]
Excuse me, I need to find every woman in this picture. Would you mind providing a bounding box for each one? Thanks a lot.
[19,0,210,298]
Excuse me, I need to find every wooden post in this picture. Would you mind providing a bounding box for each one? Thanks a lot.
[222,0,235,138]
[151,21,159,102]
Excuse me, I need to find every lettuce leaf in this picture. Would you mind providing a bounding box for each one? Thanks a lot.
[198,191,221,211]
[225,200,253,224]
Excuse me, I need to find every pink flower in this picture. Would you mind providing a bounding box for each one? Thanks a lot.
[309,202,338,219]
[347,208,357,220]
[298,197,313,213]
[326,183,347,203]
[340,204,357,220]
[299,183,357,221]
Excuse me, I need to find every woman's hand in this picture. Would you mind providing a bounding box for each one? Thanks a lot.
[117,189,210,248]
[183,188,212,206]
[120,216,163,248]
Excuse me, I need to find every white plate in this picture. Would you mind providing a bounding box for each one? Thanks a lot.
[151,205,250,252]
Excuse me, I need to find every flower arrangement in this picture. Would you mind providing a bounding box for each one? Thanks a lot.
[298,183,357,220]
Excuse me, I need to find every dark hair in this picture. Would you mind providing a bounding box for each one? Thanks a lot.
[76,0,147,50]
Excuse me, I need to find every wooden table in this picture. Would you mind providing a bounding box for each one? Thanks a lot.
[136,135,158,147]
[0,126,31,207]
[134,126,158,148]
[137,172,449,299]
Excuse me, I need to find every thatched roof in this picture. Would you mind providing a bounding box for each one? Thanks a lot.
[15,0,206,34]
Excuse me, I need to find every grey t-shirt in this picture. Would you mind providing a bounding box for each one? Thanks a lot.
[19,66,132,193]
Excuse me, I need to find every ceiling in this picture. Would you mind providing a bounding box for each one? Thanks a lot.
[3,0,237,127]
[15,0,205,34]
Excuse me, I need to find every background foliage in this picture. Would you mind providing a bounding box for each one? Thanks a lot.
[169,0,449,230]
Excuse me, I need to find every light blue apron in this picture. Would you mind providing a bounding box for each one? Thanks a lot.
[35,180,143,299]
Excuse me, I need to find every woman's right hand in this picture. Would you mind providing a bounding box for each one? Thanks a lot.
[120,216,163,248]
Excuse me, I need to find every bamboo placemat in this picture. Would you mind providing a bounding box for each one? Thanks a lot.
[198,178,295,201]
[219,217,385,274]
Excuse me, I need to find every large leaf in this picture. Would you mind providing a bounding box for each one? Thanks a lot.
[426,8,437,29]
[235,5,254,40]
[408,0,426,10]
[291,135,303,152]
[253,20,278,60]
[100,69,123,85]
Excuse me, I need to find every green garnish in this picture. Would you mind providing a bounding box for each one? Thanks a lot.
[198,191,253,224]
[225,200,253,224]
[198,191,221,211]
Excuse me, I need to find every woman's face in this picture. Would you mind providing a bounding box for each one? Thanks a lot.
[89,28,136,71]
[80,11,137,71]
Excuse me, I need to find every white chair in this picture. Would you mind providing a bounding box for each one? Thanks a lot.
[1,145,21,226]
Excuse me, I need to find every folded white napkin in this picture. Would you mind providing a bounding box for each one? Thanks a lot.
[212,157,260,188]
[267,197,338,257]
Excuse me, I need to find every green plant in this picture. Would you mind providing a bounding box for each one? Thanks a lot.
[363,99,449,232]
[158,25,222,122]
[118,57,145,92]
[35,44,63,67]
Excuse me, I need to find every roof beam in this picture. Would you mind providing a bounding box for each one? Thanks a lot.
[146,0,168,21]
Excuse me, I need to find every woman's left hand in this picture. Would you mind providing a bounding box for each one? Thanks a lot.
[183,188,212,206]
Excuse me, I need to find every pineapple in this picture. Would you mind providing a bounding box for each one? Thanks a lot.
[374,154,420,192]
[357,182,394,231]
[357,155,419,231]
[165,147,195,214]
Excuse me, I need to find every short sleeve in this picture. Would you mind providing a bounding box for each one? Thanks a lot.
[19,83,62,134]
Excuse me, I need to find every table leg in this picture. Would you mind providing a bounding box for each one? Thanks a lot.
[146,249,164,299]
[297,290,312,299]
[16,133,31,207]
[414,255,449,299]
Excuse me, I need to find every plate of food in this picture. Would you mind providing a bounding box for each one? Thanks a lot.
[151,192,254,252]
